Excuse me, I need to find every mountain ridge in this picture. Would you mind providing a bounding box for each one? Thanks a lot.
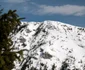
[12,20,85,70]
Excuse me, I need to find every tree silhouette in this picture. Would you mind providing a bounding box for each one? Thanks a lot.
[0,9,24,70]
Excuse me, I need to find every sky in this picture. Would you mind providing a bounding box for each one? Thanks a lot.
[0,0,85,27]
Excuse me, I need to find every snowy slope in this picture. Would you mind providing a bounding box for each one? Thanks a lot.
[12,20,85,70]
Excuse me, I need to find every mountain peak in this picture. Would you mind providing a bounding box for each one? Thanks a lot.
[12,20,85,70]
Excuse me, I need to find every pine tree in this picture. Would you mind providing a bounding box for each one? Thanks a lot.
[51,64,56,70]
[0,9,24,70]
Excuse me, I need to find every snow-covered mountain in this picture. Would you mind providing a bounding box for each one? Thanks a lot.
[12,20,85,70]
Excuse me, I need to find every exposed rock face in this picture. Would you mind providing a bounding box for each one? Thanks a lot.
[12,21,85,70]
